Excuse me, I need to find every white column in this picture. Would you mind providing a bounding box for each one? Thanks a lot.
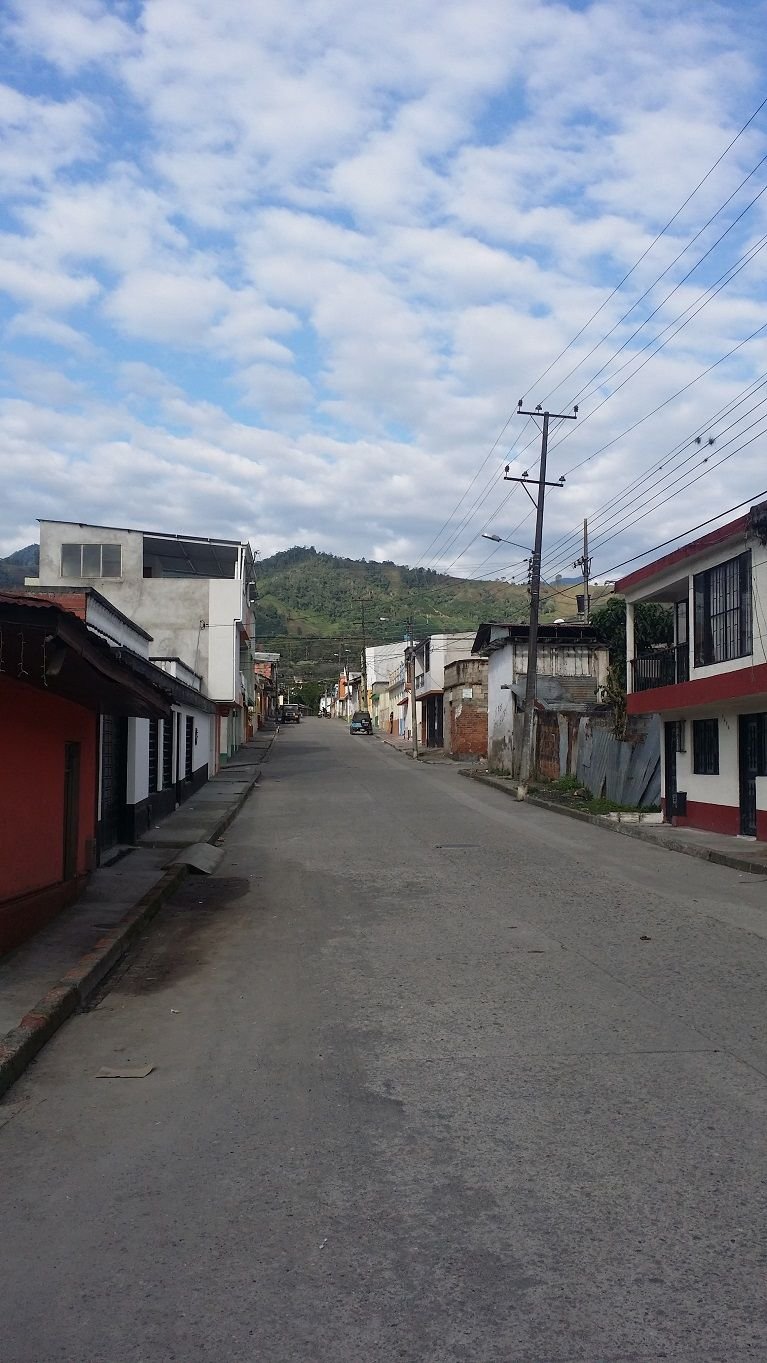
[625,601,635,693]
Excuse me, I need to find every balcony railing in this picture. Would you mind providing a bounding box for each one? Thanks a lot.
[631,644,689,692]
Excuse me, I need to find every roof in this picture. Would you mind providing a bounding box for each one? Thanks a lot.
[0,593,169,717]
[111,648,216,713]
[614,499,767,594]
[13,584,153,640]
[39,518,249,549]
[472,621,605,654]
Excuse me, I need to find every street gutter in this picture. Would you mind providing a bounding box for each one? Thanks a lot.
[459,769,767,878]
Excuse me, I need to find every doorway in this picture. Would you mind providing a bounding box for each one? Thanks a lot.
[100,715,128,851]
[63,741,80,880]
[663,721,678,821]
[739,713,766,837]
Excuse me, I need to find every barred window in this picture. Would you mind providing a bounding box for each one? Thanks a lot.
[692,719,719,775]
[693,551,751,666]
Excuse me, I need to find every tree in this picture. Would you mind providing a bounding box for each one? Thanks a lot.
[591,596,672,688]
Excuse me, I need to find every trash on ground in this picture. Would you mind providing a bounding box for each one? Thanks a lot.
[166,842,223,875]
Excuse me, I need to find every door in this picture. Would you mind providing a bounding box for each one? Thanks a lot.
[100,715,128,851]
[664,721,678,821]
[739,713,766,837]
[63,742,80,880]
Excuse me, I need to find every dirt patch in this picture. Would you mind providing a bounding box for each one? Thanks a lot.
[90,876,252,1000]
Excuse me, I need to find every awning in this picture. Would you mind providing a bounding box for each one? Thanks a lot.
[397,696,409,706]
[0,594,170,718]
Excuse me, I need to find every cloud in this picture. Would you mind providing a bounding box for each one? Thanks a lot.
[5,0,135,74]
[0,0,766,586]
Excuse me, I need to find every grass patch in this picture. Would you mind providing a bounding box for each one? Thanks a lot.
[532,778,658,816]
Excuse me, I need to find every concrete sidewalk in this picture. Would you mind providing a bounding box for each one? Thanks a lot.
[462,768,767,877]
[0,730,276,1097]
[376,732,457,762]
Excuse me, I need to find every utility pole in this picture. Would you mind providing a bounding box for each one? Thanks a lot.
[360,599,369,714]
[574,518,591,623]
[506,400,577,799]
[407,620,419,759]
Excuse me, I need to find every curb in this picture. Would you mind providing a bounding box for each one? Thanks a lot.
[459,769,767,878]
[0,767,262,1101]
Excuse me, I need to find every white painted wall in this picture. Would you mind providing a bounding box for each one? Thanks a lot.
[208,578,243,701]
[85,595,151,657]
[487,647,516,773]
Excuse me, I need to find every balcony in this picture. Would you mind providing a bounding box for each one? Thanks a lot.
[631,644,689,692]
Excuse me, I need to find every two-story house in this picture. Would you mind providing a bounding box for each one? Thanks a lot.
[617,499,767,839]
[409,632,476,748]
[27,519,258,767]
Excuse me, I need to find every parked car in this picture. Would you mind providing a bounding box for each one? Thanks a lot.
[350,710,373,734]
[281,703,301,723]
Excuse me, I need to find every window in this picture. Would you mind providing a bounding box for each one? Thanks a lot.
[61,542,122,578]
[162,718,173,789]
[693,551,751,666]
[148,719,159,794]
[692,719,719,774]
[185,716,194,779]
[672,720,686,752]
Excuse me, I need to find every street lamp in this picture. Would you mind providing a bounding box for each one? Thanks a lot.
[482,532,533,553]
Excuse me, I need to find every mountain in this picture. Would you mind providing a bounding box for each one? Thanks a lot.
[252,546,584,655]
[0,544,38,587]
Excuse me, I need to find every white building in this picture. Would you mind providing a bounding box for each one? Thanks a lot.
[411,632,476,747]
[472,622,610,775]
[365,641,407,728]
[29,520,258,767]
[617,499,767,839]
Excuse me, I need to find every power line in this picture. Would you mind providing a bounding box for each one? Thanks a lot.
[409,94,767,575]
[530,93,767,400]
[539,378,767,576]
[543,153,767,407]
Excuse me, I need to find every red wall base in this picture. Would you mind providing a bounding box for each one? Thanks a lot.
[670,800,741,837]
[0,876,88,959]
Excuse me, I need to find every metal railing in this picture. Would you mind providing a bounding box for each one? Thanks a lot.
[631,644,689,692]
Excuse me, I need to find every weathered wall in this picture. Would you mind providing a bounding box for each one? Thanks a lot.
[444,659,488,757]
[576,713,661,807]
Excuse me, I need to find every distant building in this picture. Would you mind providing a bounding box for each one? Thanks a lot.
[28,519,258,766]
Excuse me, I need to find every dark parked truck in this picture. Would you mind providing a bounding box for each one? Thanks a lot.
[350,710,373,734]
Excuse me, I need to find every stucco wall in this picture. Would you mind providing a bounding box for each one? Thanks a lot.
[487,648,516,773]
[208,578,242,701]
[0,675,97,903]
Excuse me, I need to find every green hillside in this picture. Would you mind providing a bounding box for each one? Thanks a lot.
[253,546,582,654]
[0,544,38,587]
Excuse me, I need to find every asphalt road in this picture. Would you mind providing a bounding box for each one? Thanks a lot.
[2,720,766,1362]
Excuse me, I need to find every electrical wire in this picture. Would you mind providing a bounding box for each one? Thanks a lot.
[409,94,767,575]
[538,377,767,577]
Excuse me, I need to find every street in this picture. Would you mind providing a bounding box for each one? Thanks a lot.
[1,719,766,1363]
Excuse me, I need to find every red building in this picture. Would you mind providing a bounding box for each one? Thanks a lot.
[617,500,767,839]
[0,593,167,956]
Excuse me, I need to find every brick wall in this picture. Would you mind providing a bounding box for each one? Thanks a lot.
[443,659,488,757]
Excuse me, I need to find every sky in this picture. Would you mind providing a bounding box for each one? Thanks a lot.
[3,0,767,585]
